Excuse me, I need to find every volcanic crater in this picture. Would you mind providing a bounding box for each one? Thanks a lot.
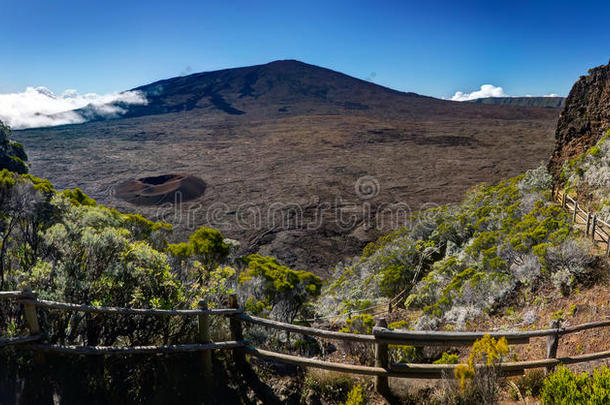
[115,174,206,205]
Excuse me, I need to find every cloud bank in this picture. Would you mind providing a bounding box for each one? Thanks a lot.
[451,85,563,102]
[0,87,147,129]
[450,84,508,101]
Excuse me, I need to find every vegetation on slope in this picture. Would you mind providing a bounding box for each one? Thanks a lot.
[322,165,598,328]
[0,121,28,174]
[541,366,610,404]
[561,129,610,220]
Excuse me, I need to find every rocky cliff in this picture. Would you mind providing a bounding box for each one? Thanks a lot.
[549,61,610,180]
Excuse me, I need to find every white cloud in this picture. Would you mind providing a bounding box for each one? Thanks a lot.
[544,93,560,97]
[0,87,147,129]
[450,84,508,101]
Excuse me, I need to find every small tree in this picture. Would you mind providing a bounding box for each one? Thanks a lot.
[238,254,321,322]
[168,226,230,282]
[188,227,230,269]
[0,120,29,174]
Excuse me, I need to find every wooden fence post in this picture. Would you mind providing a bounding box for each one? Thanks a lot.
[572,202,578,223]
[561,192,567,208]
[374,317,390,397]
[586,213,592,235]
[198,299,212,384]
[21,289,40,335]
[228,294,246,368]
[546,319,560,375]
[592,215,597,243]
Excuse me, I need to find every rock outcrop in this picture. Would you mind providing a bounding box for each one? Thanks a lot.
[549,61,610,181]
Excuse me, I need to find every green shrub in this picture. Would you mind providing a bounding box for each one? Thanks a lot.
[170,226,230,270]
[168,226,230,283]
[9,193,190,346]
[238,254,321,321]
[339,314,375,364]
[541,366,610,404]
[340,314,374,334]
[0,120,29,174]
[386,320,419,363]
[62,187,96,206]
[434,352,459,364]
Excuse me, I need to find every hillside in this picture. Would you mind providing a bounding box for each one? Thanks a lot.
[14,60,561,275]
[467,96,565,108]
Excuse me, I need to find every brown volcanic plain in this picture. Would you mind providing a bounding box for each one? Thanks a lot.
[14,60,560,276]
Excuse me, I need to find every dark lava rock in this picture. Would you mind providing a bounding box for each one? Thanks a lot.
[549,61,610,181]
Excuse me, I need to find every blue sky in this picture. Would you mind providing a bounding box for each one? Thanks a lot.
[1,0,609,99]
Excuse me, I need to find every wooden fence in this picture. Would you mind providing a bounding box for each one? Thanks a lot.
[3,291,610,397]
[555,190,610,256]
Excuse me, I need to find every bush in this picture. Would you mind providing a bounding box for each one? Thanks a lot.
[14,195,189,345]
[541,366,610,404]
[546,239,595,296]
[520,164,553,192]
[516,369,545,398]
[434,352,459,364]
[344,384,367,405]
[454,335,508,404]
[61,188,96,207]
[339,314,375,364]
[0,120,29,174]
[561,129,610,222]
[340,314,374,334]
[304,370,354,403]
[238,254,321,322]
[169,226,230,272]
[387,320,419,363]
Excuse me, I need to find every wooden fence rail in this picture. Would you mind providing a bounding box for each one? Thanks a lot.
[556,190,610,256]
[3,290,610,397]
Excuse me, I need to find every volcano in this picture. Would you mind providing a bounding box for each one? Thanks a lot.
[15,60,561,275]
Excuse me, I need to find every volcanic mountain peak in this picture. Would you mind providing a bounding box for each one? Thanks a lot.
[68,59,556,124]
[121,59,426,119]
